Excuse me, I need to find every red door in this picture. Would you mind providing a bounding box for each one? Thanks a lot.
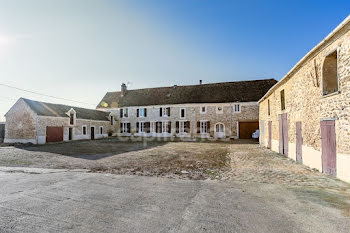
[279,113,288,156]
[268,121,272,149]
[46,127,63,143]
[321,120,336,176]
[296,122,303,163]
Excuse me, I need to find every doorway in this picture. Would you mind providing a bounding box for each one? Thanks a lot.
[296,122,303,163]
[68,128,73,141]
[215,123,225,138]
[321,120,336,176]
[279,113,288,156]
[268,121,272,149]
[91,127,95,140]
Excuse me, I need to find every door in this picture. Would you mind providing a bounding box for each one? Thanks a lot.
[68,128,73,140]
[279,113,288,156]
[46,126,63,143]
[321,120,336,176]
[268,121,272,149]
[239,122,259,139]
[296,122,303,163]
[91,127,95,140]
[215,123,225,138]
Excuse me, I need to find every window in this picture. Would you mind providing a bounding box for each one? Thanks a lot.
[280,90,285,110]
[180,108,186,119]
[198,121,209,134]
[137,122,146,133]
[110,116,114,125]
[176,121,190,134]
[234,104,240,113]
[150,122,156,133]
[120,108,128,118]
[99,126,103,134]
[70,113,75,125]
[322,50,339,95]
[82,126,87,135]
[162,121,171,133]
[200,106,207,114]
[216,106,223,114]
[137,108,147,118]
[160,107,170,117]
[268,100,271,116]
[120,122,130,133]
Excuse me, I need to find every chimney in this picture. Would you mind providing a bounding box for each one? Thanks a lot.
[199,80,202,85]
[121,83,127,96]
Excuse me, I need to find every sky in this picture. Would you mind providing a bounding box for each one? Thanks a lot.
[0,0,349,121]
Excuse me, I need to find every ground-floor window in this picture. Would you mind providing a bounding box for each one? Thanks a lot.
[99,126,103,134]
[199,121,209,134]
[150,122,156,133]
[120,122,131,133]
[137,122,151,133]
[82,125,87,135]
[162,121,171,133]
[176,121,190,133]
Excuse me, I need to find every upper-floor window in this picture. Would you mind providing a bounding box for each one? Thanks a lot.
[216,106,223,114]
[110,116,114,125]
[180,108,186,119]
[160,107,170,117]
[268,100,271,116]
[137,108,147,117]
[200,106,207,114]
[120,108,128,118]
[322,50,339,95]
[233,104,240,113]
[70,113,74,125]
[280,89,285,110]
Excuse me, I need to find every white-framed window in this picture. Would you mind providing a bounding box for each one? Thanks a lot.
[216,106,223,114]
[160,107,170,117]
[68,108,76,125]
[162,121,171,133]
[200,121,209,134]
[200,106,207,114]
[234,104,241,113]
[120,122,130,133]
[150,121,156,133]
[110,115,114,125]
[140,108,145,117]
[120,108,128,118]
[82,125,87,135]
[137,122,145,133]
[99,126,103,134]
[180,108,186,119]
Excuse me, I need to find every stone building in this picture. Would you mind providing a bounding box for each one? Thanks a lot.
[0,122,4,143]
[97,79,277,139]
[4,98,115,144]
[259,15,350,182]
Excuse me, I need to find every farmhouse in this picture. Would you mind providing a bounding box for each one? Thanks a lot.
[97,79,277,139]
[4,98,115,144]
[259,16,350,182]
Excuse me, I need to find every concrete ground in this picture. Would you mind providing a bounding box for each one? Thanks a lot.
[1,140,350,232]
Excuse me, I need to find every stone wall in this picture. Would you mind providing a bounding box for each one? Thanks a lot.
[107,102,259,138]
[259,20,350,182]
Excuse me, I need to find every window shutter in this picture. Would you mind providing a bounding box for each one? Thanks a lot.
[176,121,179,133]
[167,122,171,133]
[156,122,159,133]
[125,108,129,117]
[144,108,147,117]
[207,121,211,133]
[120,109,123,118]
[136,122,139,132]
[127,123,131,133]
[167,107,170,116]
[137,109,139,117]
[197,122,200,133]
[160,108,163,117]
[185,121,190,133]
[145,122,150,133]
[120,123,123,133]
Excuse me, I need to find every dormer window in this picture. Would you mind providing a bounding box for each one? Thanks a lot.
[67,108,76,125]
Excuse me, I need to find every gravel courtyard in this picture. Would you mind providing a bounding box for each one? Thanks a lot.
[1,139,350,232]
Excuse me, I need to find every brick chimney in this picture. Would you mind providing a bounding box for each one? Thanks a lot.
[121,83,127,96]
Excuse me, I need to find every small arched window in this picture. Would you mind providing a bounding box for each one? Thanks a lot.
[322,50,338,95]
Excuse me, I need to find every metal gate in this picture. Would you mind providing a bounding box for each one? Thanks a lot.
[279,113,288,156]
[321,120,336,176]
[296,122,302,163]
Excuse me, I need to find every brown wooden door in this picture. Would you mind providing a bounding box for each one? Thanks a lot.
[321,120,336,176]
[279,113,288,156]
[239,122,259,139]
[91,127,95,140]
[296,121,302,163]
[46,126,63,143]
[268,121,272,149]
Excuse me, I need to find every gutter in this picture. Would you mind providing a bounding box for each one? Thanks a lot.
[258,14,350,104]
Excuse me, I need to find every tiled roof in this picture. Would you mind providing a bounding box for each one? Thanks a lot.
[97,79,277,108]
[22,98,109,121]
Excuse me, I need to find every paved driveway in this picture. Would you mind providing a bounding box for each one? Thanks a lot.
[1,167,350,233]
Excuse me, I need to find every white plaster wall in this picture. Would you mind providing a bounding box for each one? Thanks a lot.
[288,142,297,161]
[271,139,279,153]
[302,145,322,171]
[337,153,350,183]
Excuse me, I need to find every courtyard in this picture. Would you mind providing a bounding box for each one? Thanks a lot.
[0,139,350,232]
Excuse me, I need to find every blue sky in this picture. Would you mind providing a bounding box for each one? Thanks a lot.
[0,0,349,121]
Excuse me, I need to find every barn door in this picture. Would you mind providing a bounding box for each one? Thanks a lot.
[321,120,336,176]
[279,113,288,156]
[268,121,272,149]
[296,122,302,163]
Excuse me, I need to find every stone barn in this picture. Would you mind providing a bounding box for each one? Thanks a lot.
[259,15,350,182]
[4,98,116,144]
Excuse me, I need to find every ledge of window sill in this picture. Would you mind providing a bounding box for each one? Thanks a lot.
[321,91,341,99]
